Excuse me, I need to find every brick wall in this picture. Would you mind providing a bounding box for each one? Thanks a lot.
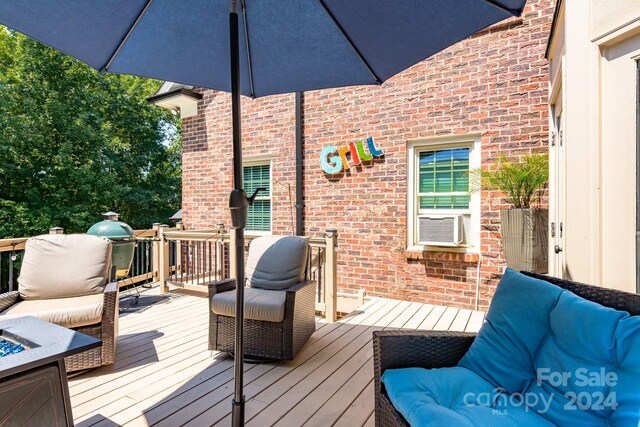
[181,0,555,310]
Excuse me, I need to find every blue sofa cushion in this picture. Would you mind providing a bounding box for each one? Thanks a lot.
[608,314,640,426]
[524,290,626,425]
[381,366,554,427]
[450,269,640,426]
[458,268,564,393]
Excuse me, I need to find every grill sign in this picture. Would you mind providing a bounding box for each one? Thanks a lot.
[320,137,384,174]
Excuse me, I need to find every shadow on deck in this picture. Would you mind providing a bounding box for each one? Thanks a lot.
[69,286,485,427]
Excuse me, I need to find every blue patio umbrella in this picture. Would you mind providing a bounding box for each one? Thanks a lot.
[0,1,526,424]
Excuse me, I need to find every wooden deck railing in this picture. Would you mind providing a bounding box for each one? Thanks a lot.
[160,227,339,322]
[0,237,27,292]
[0,225,340,322]
[0,226,176,293]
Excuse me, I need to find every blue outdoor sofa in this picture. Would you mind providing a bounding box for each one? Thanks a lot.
[373,269,640,426]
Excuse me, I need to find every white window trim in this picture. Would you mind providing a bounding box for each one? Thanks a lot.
[243,155,272,235]
[407,134,481,253]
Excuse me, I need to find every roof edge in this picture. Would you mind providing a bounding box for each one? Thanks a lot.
[146,88,203,104]
[545,0,564,59]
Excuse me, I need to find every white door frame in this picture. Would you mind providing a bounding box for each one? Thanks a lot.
[549,58,566,278]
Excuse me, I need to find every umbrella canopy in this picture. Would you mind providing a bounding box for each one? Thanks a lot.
[0,0,524,98]
[0,1,527,425]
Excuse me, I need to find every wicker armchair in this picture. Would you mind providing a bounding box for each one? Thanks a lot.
[0,234,119,372]
[373,272,640,426]
[208,236,316,361]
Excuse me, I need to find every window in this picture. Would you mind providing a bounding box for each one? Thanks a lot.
[418,148,470,210]
[407,135,480,251]
[243,161,271,232]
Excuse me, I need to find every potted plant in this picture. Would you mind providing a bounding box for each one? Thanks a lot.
[472,153,549,273]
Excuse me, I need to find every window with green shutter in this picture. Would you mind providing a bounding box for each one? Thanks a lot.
[418,148,470,210]
[243,163,271,232]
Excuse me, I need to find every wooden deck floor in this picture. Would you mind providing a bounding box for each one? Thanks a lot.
[70,287,486,427]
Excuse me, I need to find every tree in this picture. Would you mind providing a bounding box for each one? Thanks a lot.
[0,29,181,238]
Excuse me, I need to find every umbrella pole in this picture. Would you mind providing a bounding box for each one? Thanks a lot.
[229,1,246,426]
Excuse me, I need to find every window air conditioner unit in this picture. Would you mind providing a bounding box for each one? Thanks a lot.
[418,215,463,246]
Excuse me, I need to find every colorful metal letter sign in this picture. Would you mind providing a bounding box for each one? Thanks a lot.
[321,137,384,174]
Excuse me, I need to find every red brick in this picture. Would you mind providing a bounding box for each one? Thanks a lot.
[181,0,554,311]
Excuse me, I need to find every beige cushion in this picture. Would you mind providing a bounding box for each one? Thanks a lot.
[211,287,287,323]
[245,236,309,290]
[0,293,104,328]
[18,234,112,300]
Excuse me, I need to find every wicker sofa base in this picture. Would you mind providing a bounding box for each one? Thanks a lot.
[373,272,640,426]
[373,330,476,427]
[377,389,410,426]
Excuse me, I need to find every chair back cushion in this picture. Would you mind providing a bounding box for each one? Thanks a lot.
[458,268,640,426]
[522,290,632,425]
[458,268,564,393]
[18,234,112,300]
[245,236,308,290]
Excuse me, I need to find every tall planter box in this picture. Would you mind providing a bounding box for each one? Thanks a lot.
[500,208,548,273]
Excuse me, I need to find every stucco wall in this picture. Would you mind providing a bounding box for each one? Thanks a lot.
[591,0,640,40]
[548,0,640,293]
[599,34,640,293]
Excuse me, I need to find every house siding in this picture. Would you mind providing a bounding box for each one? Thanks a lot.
[181,0,555,310]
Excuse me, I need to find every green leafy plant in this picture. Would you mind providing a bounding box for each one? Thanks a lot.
[470,153,549,208]
[0,29,182,238]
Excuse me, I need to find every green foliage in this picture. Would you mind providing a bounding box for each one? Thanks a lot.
[0,29,181,238]
[470,153,549,208]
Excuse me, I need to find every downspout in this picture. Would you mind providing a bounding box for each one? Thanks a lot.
[295,92,304,236]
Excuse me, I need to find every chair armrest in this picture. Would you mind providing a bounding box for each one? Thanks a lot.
[373,330,476,417]
[284,280,316,312]
[285,280,315,294]
[103,281,119,323]
[104,281,118,295]
[373,330,476,388]
[0,291,20,312]
[98,281,119,365]
[208,278,237,299]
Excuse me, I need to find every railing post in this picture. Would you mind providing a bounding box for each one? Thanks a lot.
[229,228,238,280]
[216,223,225,280]
[152,223,161,283]
[158,224,169,293]
[175,221,184,277]
[324,229,338,323]
[49,227,64,234]
[357,288,366,307]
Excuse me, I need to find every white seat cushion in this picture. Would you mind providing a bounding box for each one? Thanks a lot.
[211,287,287,323]
[0,293,104,328]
